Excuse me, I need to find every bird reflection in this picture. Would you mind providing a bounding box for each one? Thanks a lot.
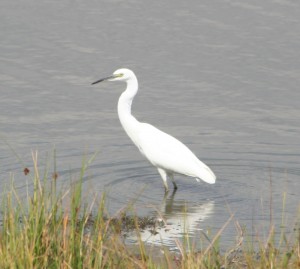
[126,190,214,248]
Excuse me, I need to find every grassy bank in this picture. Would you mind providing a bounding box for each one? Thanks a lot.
[0,152,299,268]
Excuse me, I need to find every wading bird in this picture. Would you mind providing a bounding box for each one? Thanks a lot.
[92,68,216,192]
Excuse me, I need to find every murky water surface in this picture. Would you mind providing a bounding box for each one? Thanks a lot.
[1,0,299,249]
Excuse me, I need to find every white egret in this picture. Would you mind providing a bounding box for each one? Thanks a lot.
[92,68,216,192]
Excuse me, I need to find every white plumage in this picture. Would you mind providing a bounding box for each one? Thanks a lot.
[92,68,216,191]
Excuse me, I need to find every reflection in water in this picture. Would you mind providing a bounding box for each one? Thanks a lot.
[126,190,214,250]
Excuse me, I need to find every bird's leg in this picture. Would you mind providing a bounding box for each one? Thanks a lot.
[157,168,169,192]
[170,187,177,198]
[163,189,169,201]
[169,173,178,190]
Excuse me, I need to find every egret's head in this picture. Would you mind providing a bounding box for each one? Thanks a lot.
[91,68,135,85]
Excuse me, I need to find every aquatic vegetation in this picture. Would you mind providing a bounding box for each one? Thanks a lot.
[0,152,299,268]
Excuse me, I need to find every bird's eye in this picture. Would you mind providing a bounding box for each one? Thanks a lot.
[119,73,124,77]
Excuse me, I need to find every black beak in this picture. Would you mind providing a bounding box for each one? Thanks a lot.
[91,75,115,85]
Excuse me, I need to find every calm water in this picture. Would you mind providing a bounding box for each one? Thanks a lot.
[1,0,299,249]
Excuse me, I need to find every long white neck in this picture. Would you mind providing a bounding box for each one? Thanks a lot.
[117,76,141,145]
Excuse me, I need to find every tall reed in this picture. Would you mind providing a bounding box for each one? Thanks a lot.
[0,152,299,268]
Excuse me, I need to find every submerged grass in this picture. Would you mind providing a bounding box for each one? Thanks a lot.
[0,152,299,268]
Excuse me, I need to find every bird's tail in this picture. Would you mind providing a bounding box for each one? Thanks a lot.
[195,162,216,184]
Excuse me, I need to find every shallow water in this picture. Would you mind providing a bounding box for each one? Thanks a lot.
[1,0,299,249]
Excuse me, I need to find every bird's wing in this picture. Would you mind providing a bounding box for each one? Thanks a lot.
[136,123,215,183]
